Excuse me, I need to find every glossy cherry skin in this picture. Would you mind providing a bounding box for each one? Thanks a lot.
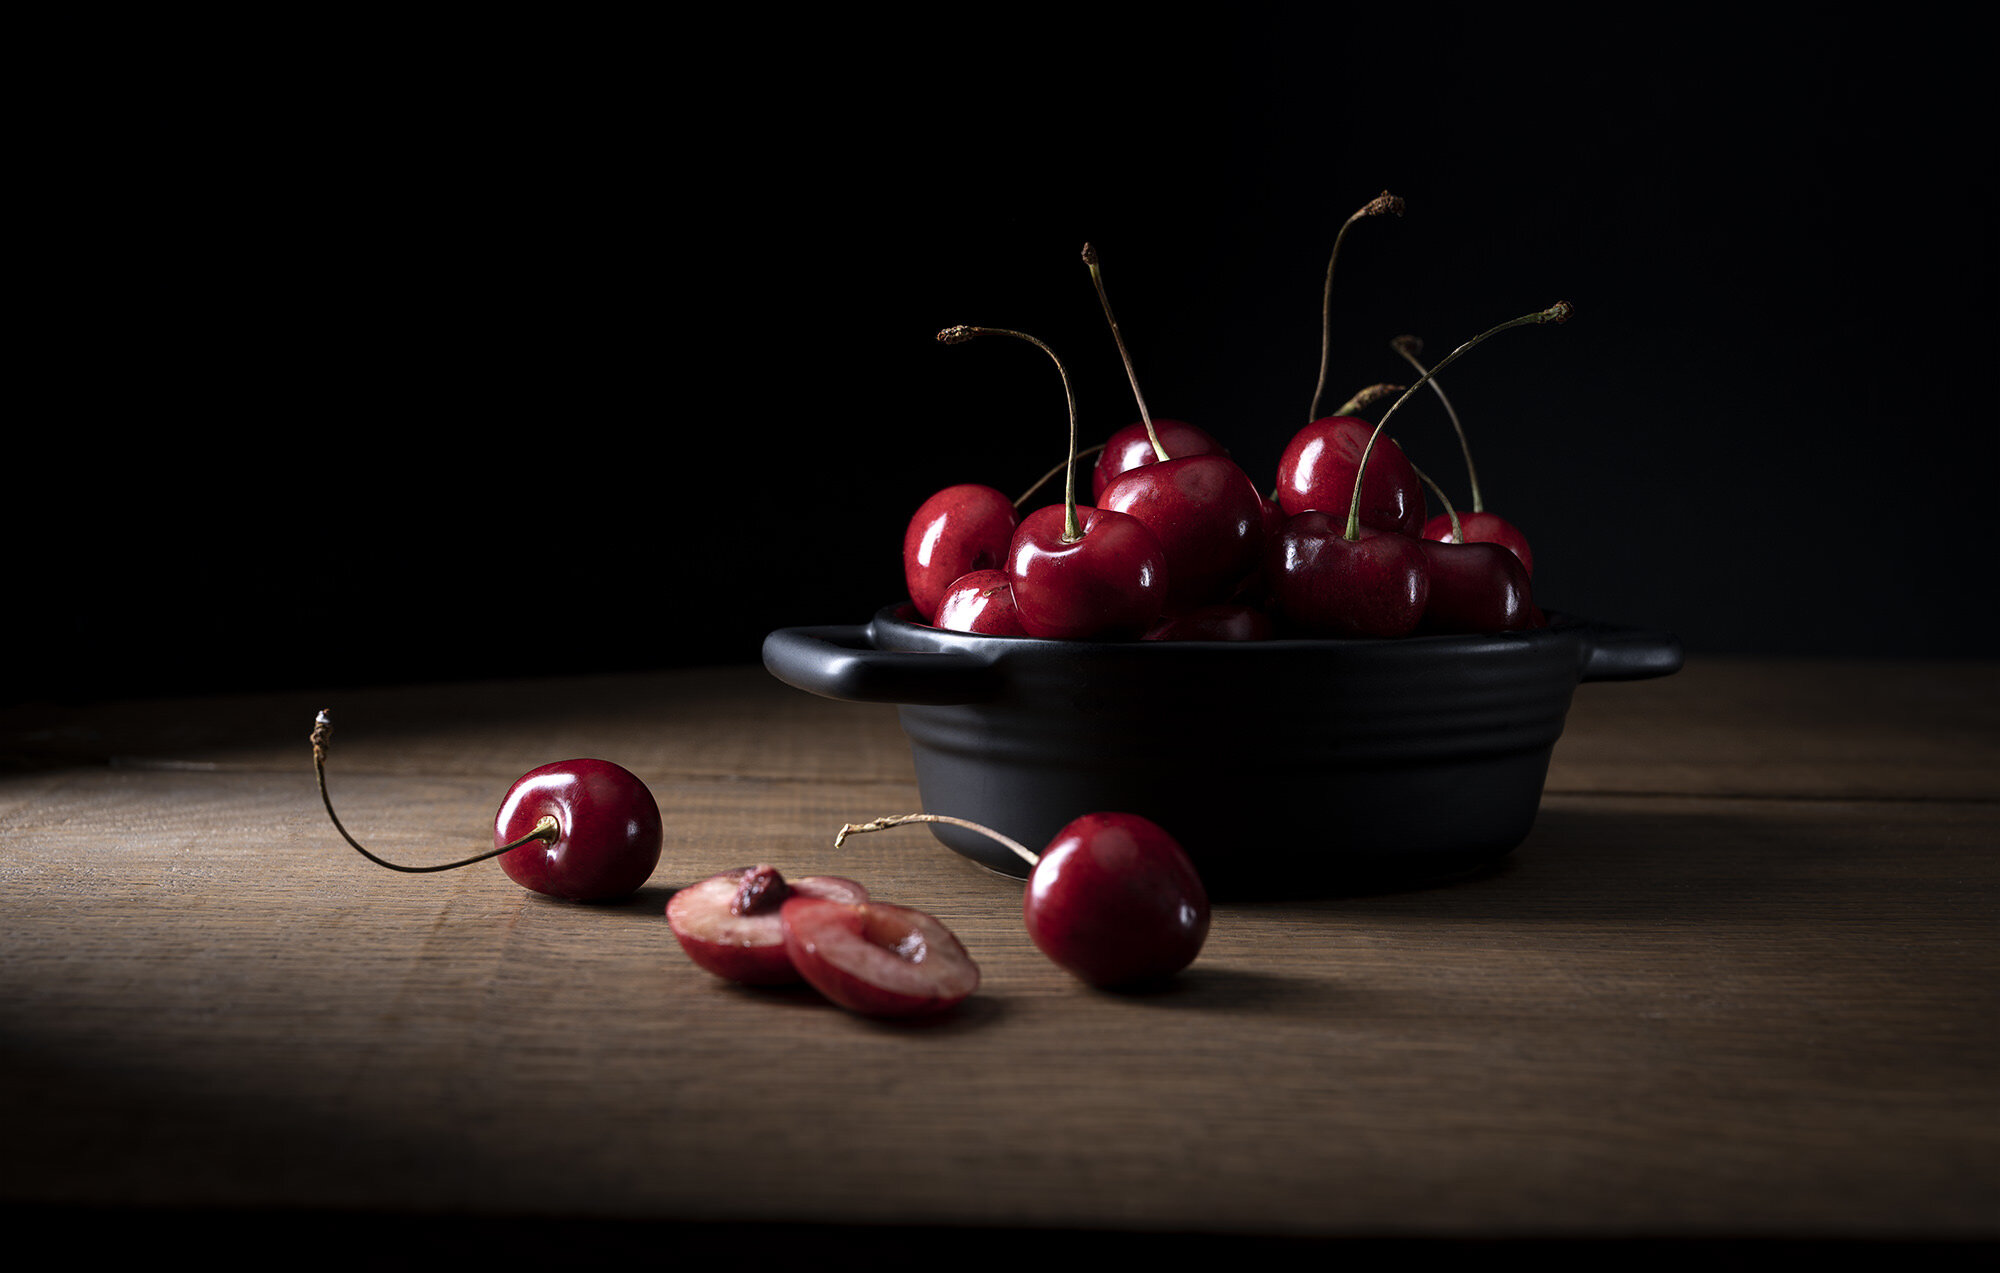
[903,484,1019,622]
[1415,539,1535,635]
[1090,418,1227,502]
[1267,512,1430,638]
[933,569,1028,636]
[495,759,663,901]
[1025,813,1210,989]
[1006,503,1168,640]
[1422,511,1534,578]
[1143,604,1275,642]
[668,866,869,986]
[1100,453,1267,612]
[1274,416,1426,536]
[780,896,980,1017]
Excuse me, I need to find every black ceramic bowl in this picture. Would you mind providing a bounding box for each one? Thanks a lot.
[762,606,1681,898]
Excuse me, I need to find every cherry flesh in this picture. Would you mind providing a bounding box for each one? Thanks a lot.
[1274,415,1426,536]
[1415,539,1536,634]
[1089,418,1227,502]
[1421,510,1535,578]
[933,568,1028,635]
[668,866,870,985]
[495,759,665,901]
[780,896,980,1017]
[1006,503,1168,640]
[903,483,1019,622]
[1267,511,1430,638]
[1024,813,1210,989]
[1099,452,1267,613]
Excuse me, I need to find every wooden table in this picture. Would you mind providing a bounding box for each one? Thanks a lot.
[2,657,1995,1262]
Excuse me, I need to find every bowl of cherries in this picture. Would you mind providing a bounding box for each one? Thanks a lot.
[764,204,1681,898]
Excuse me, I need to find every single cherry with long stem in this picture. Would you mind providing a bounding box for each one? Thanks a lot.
[837,811,1210,989]
[940,324,1167,640]
[310,711,663,901]
[1393,334,1535,576]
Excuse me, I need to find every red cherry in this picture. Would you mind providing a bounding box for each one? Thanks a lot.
[1006,503,1168,640]
[903,483,1019,622]
[493,759,666,901]
[1274,415,1426,535]
[1267,512,1430,638]
[1025,813,1210,988]
[1421,510,1534,578]
[309,713,663,903]
[834,811,1210,990]
[667,866,869,985]
[1100,453,1267,612]
[1090,418,1226,501]
[779,896,980,1017]
[933,568,1028,635]
[1415,538,1535,634]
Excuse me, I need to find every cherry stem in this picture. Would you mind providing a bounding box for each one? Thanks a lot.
[1343,301,1570,541]
[1016,442,1106,509]
[309,710,558,874]
[1309,190,1404,423]
[939,325,1084,543]
[1083,243,1167,462]
[1411,463,1463,542]
[834,812,1041,869]
[1392,335,1482,513]
[1336,382,1407,418]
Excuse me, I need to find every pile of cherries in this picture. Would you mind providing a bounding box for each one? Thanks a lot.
[311,713,1209,1019]
[905,195,1561,642]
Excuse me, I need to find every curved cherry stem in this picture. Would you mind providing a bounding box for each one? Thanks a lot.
[1343,302,1570,541]
[1083,243,1167,462]
[1336,382,1407,418]
[1411,463,1463,543]
[835,812,1041,869]
[1016,442,1107,509]
[1393,335,1482,513]
[309,710,557,874]
[939,325,1083,542]
[1308,191,1404,423]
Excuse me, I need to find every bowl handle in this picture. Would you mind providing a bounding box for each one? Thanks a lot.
[1575,621,1685,682]
[762,625,1001,705]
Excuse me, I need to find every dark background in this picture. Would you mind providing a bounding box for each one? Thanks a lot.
[16,8,1995,706]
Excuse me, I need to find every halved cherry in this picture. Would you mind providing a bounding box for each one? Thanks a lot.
[779,896,980,1017]
[667,866,869,985]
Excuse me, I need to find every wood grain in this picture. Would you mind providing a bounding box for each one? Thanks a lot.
[1,658,1994,1255]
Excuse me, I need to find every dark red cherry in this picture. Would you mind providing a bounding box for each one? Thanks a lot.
[1090,419,1227,502]
[1143,604,1275,642]
[1274,415,1426,535]
[903,483,1019,622]
[934,568,1028,635]
[1421,510,1534,578]
[1099,453,1267,611]
[1415,538,1534,634]
[1267,511,1429,638]
[1024,813,1210,989]
[495,759,665,901]
[1006,503,1168,640]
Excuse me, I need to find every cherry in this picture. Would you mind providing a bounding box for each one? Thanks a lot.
[1267,511,1429,638]
[310,712,663,902]
[1415,538,1535,634]
[939,324,1167,640]
[1273,414,1427,535]
[933,568,1028,635]
[667,866,870,986]
[837,812,1210,990]
[1084,243,1266,609]
[902,483,1018,623]
[1090,418,1225,502]
[779,896,980,1017]
[1393,334,1536,576]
